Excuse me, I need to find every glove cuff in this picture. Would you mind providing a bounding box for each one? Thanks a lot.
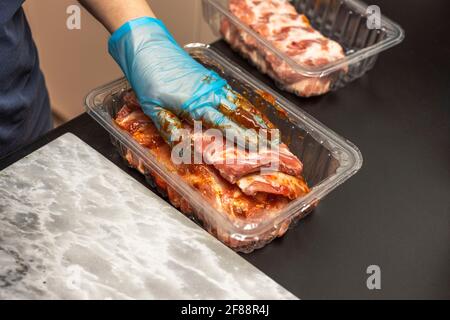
[109,16,175,48]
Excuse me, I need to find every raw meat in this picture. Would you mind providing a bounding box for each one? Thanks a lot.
[116,100,301,218]
[120,91,304,184]
[192,127,303,183]
[237,172,310,200]
[114,91,311,250]
[114,92,309,201]
[221,0,346,97]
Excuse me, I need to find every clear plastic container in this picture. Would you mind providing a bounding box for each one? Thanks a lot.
[85,44,362,253]
[202,0,405,96]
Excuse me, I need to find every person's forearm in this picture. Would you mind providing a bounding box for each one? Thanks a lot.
[78,0,156,33]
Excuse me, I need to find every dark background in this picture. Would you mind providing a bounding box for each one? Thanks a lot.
[238,0,450,299]
[1,0,449,299]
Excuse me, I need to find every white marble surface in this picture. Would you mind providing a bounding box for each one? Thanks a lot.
[0,134,296,300]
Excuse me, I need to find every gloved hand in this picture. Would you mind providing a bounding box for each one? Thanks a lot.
[108,17,268,148]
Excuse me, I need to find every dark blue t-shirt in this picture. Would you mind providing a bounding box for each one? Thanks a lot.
[0,0,52,157]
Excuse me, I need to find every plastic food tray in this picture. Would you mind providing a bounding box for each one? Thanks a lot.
[85,44,363,252]
[202,0,404,95]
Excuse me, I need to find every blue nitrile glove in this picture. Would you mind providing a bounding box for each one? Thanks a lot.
[108,17,267,147]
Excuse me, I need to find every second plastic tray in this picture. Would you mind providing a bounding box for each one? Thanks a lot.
[202,0,404,95]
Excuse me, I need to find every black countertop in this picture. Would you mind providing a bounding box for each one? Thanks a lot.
[1,0,449,299]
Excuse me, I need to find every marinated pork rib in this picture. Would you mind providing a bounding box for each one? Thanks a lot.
[115,101,304,212]
[221,0,346,97]
[237,172,310,200]
[114,91,310,250]
[121,91,305,186]
[192,123,303,184]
